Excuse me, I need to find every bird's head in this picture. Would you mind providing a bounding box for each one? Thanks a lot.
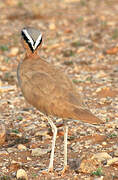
[21,27,42,56]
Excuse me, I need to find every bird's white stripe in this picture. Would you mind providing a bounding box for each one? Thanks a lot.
[34,34,42,49]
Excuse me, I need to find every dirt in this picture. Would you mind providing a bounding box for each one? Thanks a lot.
[0,0,118,179]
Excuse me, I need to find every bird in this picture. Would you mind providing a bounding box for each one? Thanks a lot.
[17,27,103,173]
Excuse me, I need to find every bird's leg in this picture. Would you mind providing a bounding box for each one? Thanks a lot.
[48,118,57,172]
[62,125,68,174]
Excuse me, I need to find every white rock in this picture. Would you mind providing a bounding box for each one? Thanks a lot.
[0,150,8,155]
[24,124,36,131]
[31,148,50,156]
[49,23,56,30]
[7,147,17,153]
[107,157,118,166]
[114,150,118,157]
[35,130,47,136]
[94,176,103,180]
[84,178,91,180]
[92,152,112,162]
[16,169,28,180]
[5,0,19,6]
[79,158,100,174]
[27,157,31,160]
[102,142,107,145]
[17,144,27,151]
[9,47,19,56]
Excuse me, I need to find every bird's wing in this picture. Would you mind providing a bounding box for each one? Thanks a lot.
[24,71,55,96]
[25,70,83,104]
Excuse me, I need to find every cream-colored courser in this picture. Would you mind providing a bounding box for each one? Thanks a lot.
[17,27,102,173]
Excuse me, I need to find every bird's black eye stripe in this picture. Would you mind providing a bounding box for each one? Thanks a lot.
[21,31,34,52]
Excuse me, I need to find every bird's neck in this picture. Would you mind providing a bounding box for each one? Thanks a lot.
[25,50,39,59]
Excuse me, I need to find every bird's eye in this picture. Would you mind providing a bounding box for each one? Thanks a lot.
[28,40,31,43]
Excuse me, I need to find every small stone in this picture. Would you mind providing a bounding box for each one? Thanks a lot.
[65,0,80,3]
[27,157,31,161]
[114,150,118,157]
[31,148,50,156]
[9,161,21,171]
[7,147,17,153]
[0,80,3,87]
[0,150,8,155]
[79,155,100,174]
[9,47,19,56]
[94,177,104,180]
[107,157,118,166]
[5,0,18,6]
[77,47,85,54]
[113,145,118,149]
[96,87,102,93]
[0,65,9,71]
[0,123,6,146]
[17,144,27,151]
[24,124,36,131]
[0,86,15,93]
[35,130,48,136]
[49,23,56,30]
[84,178,91,180]
[102,142,107,146]
[92,152,112,162]
[16,169,28,180]
[0,55,4,61]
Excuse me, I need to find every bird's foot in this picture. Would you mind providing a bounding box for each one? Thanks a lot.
[39,168,53,174]
[39,168,48,175]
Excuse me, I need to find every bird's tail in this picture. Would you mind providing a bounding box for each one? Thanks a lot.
[71,106,102,125]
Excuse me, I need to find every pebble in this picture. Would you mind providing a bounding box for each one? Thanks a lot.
[17,144,27,151]
[9,160,21,171]
[5,0,18,6]
[84,178,91,180]
[77,47,86,54]
[35,130,48,136]
[64,0,80,3]
[27,157,31,161]
[0,150,8,155]
[10,132,22,138]
[49,23,56,30]
[79,156,100,174]
[0,80,3,87]
[107,157,118,166]
[114,150,118,157]
[0,64,9,71]
[113,145,118,149]
[9,47,19,56]
[92,152,112,162]
[7,147,17,153]
[94,177,103,180]
[0,86,15,93]
[24,124,36,131]
[102,142,107,146]
[0,123,6,145]
[31,148,50,156]
[16,169,28,180]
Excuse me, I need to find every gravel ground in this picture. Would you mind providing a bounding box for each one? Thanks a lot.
[0,0,118,179]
